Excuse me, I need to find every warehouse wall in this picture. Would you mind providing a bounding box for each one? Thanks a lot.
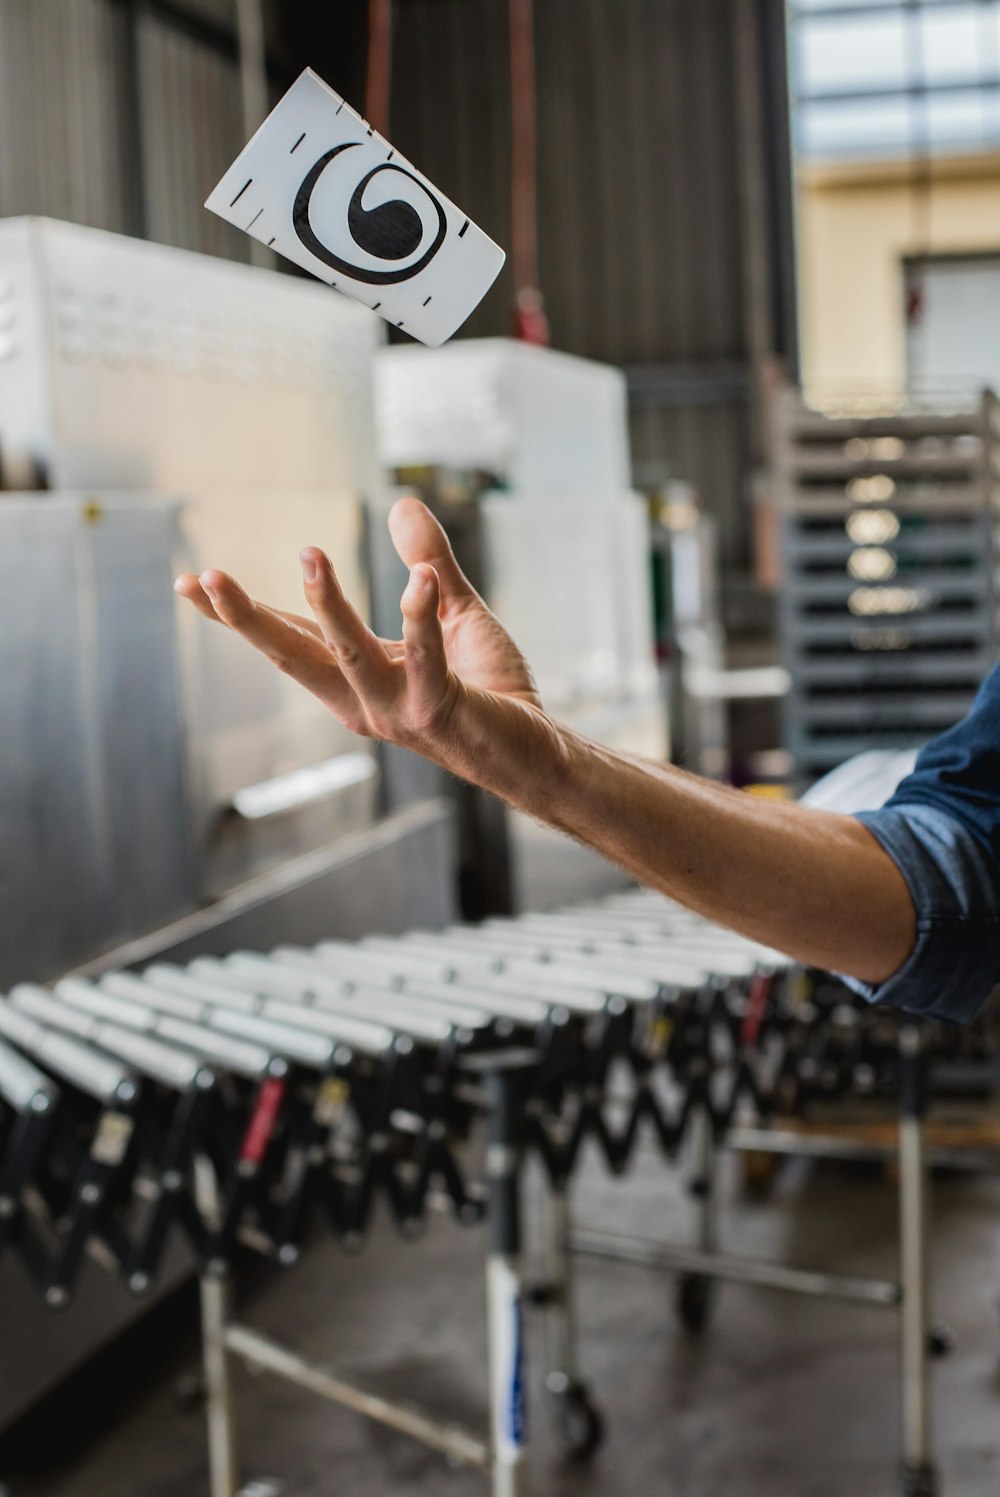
[0,0,135,233]
[0,0,796,619]
[0,0,249,258]
[388,0,797,605]
[798,151,1000,400]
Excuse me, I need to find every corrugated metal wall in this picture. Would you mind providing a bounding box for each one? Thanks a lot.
[0,0,134,232]
[0,0,248,259]
[136,7,247,258]
[389,0,796,596]
[0,0,795,607]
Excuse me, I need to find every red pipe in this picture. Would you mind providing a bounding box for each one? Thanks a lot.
[509,0,549,343]
[366,0,393,138]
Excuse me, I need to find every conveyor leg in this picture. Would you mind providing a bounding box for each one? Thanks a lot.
[677,1105,718,1333]
[898,1024,938,1497]
[201,1267,239,1497]
[694,1106,719,1256]
[540,1181,603,1460]
[543,1183,577,1392]
[485,1068,530,1497]
[195,1158,239,1497]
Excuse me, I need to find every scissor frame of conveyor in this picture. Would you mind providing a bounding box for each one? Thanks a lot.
[0,890,965,1497]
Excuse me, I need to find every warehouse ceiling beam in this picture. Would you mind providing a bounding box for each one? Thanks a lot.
[625,363,750,409]
[790,0,995,16]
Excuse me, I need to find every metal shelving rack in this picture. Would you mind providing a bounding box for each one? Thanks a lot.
[774,388,1000,779]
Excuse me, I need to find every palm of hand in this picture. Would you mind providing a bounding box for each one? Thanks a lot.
[436,595,541,708]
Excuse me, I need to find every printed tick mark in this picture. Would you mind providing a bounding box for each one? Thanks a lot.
[290,132,306,154]
[423,296,433,306]
[230,179,252,207]
[458,219,469,238]
[247,207,263,231]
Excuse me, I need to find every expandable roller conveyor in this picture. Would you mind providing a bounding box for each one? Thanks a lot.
[3,885,982,1305]
[2,887,998,1496]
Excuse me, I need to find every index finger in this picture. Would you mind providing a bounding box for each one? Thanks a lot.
[197,569,335,678]
[174,573,326,640]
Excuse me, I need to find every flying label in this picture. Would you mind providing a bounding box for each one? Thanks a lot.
[205,69,506,347]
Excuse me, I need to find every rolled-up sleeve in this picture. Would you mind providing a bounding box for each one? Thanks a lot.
[842,803,1000,1023]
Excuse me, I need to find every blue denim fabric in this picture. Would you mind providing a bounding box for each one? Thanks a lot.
[844,664,1000,1021]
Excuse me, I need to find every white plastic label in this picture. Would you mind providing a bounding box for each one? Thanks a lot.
[205,69,506,347]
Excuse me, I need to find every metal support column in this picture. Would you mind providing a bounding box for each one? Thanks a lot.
[897,1024,938,1497]
[195,1158,239,1497]
[693,1105,719,1256]
[536,1176,603,1459]
[542,1183,578,1398]
[484,1064,530,1497]
[201,1268,239,1497]
[676,1102,719,1331]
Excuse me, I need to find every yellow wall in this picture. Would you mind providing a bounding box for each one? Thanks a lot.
[797,153,1000,401]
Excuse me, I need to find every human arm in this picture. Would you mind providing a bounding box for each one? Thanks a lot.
[176,496,922,987]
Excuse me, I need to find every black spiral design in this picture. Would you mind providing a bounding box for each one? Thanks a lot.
[293,143,447,285]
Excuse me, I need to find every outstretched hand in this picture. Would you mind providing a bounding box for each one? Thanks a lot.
[173,496,542,755]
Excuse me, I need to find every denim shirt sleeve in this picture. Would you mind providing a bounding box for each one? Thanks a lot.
[836,663,1000,1021]
[842,804,1000,1023]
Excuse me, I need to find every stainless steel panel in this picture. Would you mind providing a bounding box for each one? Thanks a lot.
[0,496,196,988]
[69,800,459,974]
[0,220,385,890]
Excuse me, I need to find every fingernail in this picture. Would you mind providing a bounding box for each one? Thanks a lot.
[199,571,216,594]
[300,551,318,583]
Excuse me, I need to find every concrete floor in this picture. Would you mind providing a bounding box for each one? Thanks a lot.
[5,1145,1000,1497]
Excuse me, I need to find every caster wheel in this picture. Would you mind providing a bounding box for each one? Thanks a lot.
[676,1272,713,1334]
[553,1384,605,1462]
[173,1371,206,1413]
[740,1151,780,1199]
[899,1461,938,1497]
[928,1324,954,1358]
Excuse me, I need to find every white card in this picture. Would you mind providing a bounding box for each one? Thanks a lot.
[205,69,506,347]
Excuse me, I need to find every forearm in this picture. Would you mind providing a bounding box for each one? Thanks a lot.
[185,517,915,985]
[441,689,917,984]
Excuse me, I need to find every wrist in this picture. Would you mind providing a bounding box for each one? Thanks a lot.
[438,682,571,810]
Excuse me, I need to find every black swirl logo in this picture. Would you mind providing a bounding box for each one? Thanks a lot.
[293,143,447,285]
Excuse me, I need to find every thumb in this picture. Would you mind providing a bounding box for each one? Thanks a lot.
[387,496,477,606]
[400,564,451,721]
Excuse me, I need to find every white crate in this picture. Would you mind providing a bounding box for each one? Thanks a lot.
[480,492,659,711]
[374,338,631,497]
[0,216,384,496]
